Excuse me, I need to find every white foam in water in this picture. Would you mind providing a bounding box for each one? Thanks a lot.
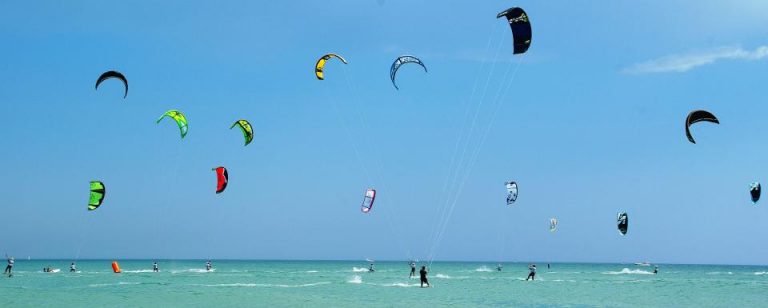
[348,275,363,284]
[603,268,653,275]
[122,269,155,273]
[205,282,330,288]
[352,267,370,272]
[754,272,767,275]
[435,274,451,279]
[306,270,319,273]
[380,282,420,287]
[475,266,493,272]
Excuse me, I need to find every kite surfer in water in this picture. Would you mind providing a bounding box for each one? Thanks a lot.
[4,255,13,277]
[409,261,416,278]
[420,266,430,288]
[497,264,503,272]
[653,266,659,274]
[368,263,375,272]
[153,262,159,272]
[526,264,536,281]
[70,262,77,272]
[205,260,212,271]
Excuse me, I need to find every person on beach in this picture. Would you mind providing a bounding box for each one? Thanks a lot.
[419,266,430,288]
[153,262,159,272]
[205,260,212,271]
[526,264,536,281]
[409,261,416,278]
[70,262,77,272]
[4,255,13,276]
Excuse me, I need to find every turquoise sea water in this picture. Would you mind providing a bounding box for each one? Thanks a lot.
[1,260,766,307]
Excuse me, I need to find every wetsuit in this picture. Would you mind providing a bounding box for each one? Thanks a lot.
[4,258,13,275]
[153,263,159,272]
[526,265,536,281]
[419,267,429,287]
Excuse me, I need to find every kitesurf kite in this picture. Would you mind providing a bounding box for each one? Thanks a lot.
[95,71,128,98]
[617,212,628,236]
[361,188,376,213]
[230,120,253,146]
[156,110,188,139]
[315,53,347,80]
[505,181,518,205]
[390,55,427,90]
[685,110,719,144]
[549,218,558,232]
[750,182,761,204]
[213,167,228,194]
[88,181,106,211]
[497,7,532,54]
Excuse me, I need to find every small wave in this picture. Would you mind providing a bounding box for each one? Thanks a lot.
[706,271,733,275]
[89,282,141,287]
[122,270,155,273]
[306,270,319,273]
[754,272,767,275]
[352,267,371,272]
[172,268,216,274]
[435,274,451,279]
[475,266,493,272]
[348,275,363,284]
[380,282,420,287]
[603,268,653,275]
[204,282,330,288]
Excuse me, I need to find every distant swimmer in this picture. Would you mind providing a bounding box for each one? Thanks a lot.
[653,266,658,274]
[70,262,77,272]
[526,264,536,281]
[547,263,550,269]
[497,264,503,272]
[4,255,13,276]
[409,262,416,278]
[368,263,375,272]
[205,260,212,271]
[153,262,159,272]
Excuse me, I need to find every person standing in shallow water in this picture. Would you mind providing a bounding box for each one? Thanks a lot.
[205,260,212,271]
[526,264,536,281]
[153,262,159,272]
[653,266,658,274]
[4,255,13,276]
[409,261,416,278]
[70,262,77,272]
[419,266,430,288]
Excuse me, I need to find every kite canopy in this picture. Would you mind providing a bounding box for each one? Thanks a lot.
[617,212,628,236]
[549,218,558,232]
[390,55,427,90]
[685,110,719,144]
[505,181,518,205]
[230,120,254,146]
[750,182,761,204]
[213,167,228,194]
[497,7,532,54]
[95,71,128,98]
[88,181,105,211]
[361,188,376,213]
[315,53,348,80]
[156,110,188,139]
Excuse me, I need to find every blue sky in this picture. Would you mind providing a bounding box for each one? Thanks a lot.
[1,0,768,264]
